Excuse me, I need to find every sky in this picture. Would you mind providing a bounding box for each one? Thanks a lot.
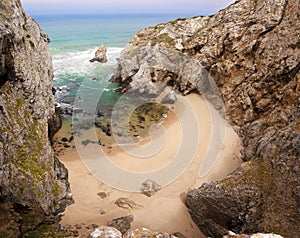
[21,0,236,16]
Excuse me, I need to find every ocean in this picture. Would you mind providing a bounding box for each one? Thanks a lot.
[33,14,188,113]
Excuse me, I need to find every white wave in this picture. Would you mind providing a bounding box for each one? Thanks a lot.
[52,47,123,80]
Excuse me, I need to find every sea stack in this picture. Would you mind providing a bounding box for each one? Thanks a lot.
[90,44,108,63]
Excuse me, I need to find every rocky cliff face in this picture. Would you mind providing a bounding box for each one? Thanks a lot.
[112,0,299,237]
[0,0,72,236]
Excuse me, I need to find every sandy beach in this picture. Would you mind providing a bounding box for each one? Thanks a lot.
[54,93,242,237]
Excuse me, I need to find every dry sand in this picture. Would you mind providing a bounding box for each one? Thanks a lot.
[55,93,243,237]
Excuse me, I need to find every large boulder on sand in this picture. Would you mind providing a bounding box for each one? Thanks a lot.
[90,44,107,63]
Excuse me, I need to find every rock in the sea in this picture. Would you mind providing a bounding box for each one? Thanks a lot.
[108,214,134,234]
[111,0,300,237]
[90,44,108,63]
[140,179,161,197]
[90,226,122,238]
[0,0,73,235]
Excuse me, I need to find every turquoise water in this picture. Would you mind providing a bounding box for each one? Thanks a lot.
[33,14,185,112]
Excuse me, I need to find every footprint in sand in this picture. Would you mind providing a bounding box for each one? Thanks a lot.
[115,197,143,210]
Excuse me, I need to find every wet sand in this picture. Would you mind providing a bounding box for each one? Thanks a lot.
[55,93,242,237]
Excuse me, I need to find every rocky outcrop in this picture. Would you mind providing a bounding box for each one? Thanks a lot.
[90,44,108,63]
[111,0,300,237]
[0,0,72,236]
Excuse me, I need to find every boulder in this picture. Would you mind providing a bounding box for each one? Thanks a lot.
[107,214,134,234]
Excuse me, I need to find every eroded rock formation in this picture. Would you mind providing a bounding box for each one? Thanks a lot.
[0,0,72,236]
[111,0,300,237]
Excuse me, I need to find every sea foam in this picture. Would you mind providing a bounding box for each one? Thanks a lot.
[52,46,123,80]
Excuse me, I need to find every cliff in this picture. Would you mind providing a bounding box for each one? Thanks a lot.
[0,0,72,236]
[111,0,300,237]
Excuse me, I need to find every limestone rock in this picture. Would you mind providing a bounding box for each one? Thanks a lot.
[111,0,300,237]
[90,44,108,63]
[0,0,72,235]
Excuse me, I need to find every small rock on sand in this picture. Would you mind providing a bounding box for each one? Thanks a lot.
[140,179,161,197]
[97,192,109,199]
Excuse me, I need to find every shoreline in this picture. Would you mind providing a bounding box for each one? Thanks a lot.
[54,93,243,237]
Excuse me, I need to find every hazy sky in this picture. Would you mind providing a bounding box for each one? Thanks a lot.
[21,0,236,16]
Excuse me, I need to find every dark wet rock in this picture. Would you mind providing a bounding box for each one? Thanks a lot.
[48,107,62,143]
[63,143,70,148]
[97,110,105,117]
[107,214,134,234]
